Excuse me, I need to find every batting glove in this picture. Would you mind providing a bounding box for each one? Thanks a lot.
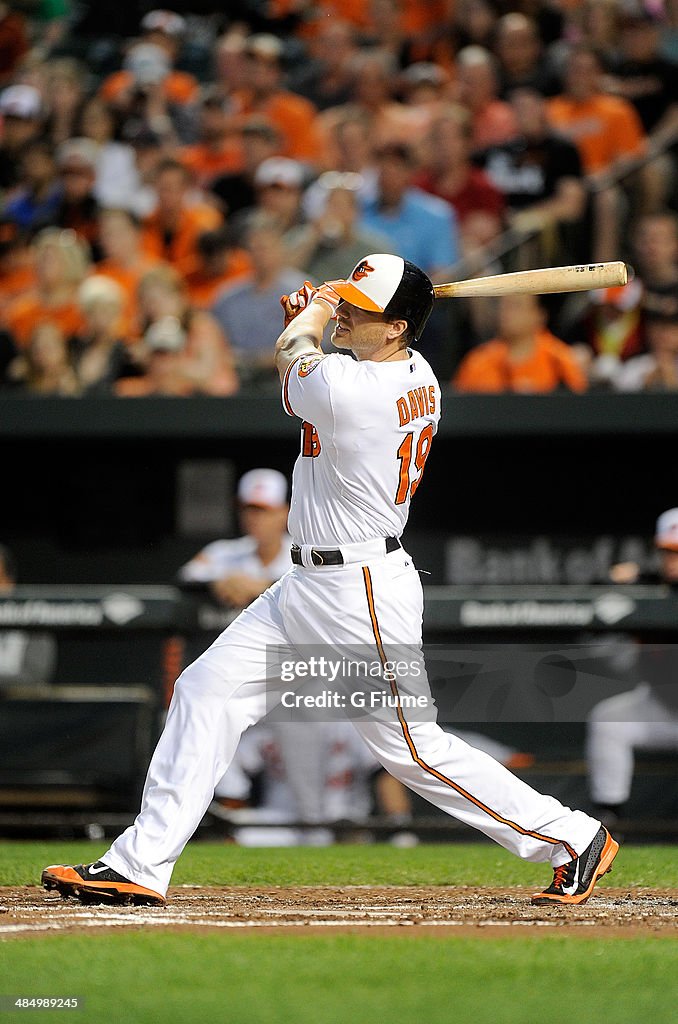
[280,281,317,328]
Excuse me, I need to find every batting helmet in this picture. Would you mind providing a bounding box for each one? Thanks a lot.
[331,253,435,340]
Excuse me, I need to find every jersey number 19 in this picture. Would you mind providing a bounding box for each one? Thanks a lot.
[395,424,433,504]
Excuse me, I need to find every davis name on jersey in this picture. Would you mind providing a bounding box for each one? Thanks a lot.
[282,350,441,547]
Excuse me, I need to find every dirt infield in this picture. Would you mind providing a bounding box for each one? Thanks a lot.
[1,885,677,938]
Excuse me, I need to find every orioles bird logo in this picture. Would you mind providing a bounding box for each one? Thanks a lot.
[352,260,374,282]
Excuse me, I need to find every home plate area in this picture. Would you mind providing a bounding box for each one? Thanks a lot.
[1,886,677,937]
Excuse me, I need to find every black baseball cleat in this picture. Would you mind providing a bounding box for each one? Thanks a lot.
[41,861,165,906]
[531,826,619,906]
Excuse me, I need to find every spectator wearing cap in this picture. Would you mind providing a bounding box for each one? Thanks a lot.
[2,227,90,349]
[359,142,458,278]
[52,137,102,259]
[211,212,306,384]
[178,89,244,189]
[0,84,44,191]
[114,313,194,396]
[177,468,292,609]
[586,507,678,831]
[286,171,395,283]
[246,156,307,241]
[3,138,61,231]
[99,42,192,147]
[453,293,587,393]
[231,33,323,166]
[99,10,199,110]
[140,158,223,277]
[209,117,283,220]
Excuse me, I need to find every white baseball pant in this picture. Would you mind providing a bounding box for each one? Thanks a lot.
[587,682,678,805]
[103,546,600,896]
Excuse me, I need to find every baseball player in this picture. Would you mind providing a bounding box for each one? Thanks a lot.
[177,468,332,830]
[587,507,678,826]
[177,467,293,609]
[213,718,389,846]
[43,253,618,907]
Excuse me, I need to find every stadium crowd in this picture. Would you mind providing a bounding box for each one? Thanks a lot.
[2,0,678,395]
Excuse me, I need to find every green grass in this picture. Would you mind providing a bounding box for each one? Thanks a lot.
[1,839,677,888]
[2,843,677,1024]
[1,932,677,1024]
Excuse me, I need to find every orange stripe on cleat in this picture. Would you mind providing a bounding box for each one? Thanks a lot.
[41,865,165,906]
[532,833,619,905]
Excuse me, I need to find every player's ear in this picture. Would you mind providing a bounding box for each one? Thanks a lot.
[386,318,409,343]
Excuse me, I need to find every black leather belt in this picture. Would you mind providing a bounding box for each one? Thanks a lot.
[291,536,401,566]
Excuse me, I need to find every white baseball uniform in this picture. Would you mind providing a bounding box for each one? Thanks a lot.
[103,346,601,897]
[216,719,379,845]
[178,535,293,587]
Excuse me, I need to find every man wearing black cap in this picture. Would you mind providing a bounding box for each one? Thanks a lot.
[43,254,618,910]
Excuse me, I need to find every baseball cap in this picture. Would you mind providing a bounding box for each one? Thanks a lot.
[141,9,186,36]
[655,508,678,551]
[57,137,99,172]
[124,42,171,85]
[238,468,288,508]
[144,315,186,352]
[400,62,448,88]
[254,156,304,189]
[0,84,42,120]
[245,33,284,62]
[330,253,435,339]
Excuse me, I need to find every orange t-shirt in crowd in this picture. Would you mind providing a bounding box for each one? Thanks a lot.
[546,93,646,173]
[232,89,323,164]
[453,329,587,393]
[184,249,252,309]
[0,264,36,304]
[140,204,223,278]
[290,0,448,34]
[178,141,245,187]
[2,292,85,348]
[99,69,200,107]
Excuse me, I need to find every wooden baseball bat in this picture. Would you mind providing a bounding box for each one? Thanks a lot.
[433,262,629,299]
